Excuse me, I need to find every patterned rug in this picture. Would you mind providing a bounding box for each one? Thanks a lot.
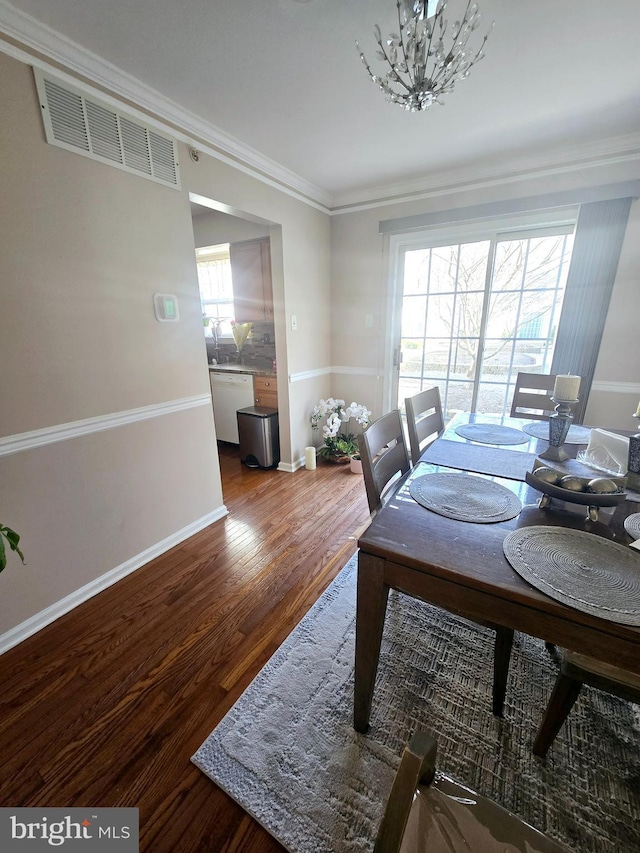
[192,555,640,853]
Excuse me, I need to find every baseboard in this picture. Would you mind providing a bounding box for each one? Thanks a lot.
[279,454,322,473]
[0,505,228,655]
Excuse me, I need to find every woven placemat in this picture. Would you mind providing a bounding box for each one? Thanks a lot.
[409,472,522,523]
[454,423,529,446]
[421,440,537,481]
[522,422,592,445]
[624,513,640,540]
[503,526,640,625]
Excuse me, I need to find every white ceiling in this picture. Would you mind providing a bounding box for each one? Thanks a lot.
[3,0,640,208]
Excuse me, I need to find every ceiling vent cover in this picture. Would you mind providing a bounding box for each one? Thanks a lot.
[34,70,180,190]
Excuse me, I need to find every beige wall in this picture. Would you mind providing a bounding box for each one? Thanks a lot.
[0,50,332,644]
[588,199,640,428]
[192,209,271,248]
[1,61,209,434]
[0,52,225,640]
[331,171,640,431]
[0,408,220,631]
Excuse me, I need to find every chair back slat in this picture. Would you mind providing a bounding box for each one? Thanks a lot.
[405,387,444,464]
[358,410,410,513]
[510,372,557,420]
[376,732,572,853]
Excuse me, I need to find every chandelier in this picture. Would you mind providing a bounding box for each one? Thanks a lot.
[356,0,493,112]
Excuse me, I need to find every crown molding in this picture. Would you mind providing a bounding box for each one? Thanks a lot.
[2,0,639,216]
[331,131,640,214]
[0,0,332,211]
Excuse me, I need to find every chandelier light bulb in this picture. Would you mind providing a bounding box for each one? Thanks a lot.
[356,0,493,112]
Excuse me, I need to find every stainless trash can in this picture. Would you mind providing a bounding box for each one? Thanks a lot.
[237,406,279,469]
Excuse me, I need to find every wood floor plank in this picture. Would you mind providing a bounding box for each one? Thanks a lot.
[0,443,370,851]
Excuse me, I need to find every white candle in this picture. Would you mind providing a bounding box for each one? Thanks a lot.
[634,400,640,417]
[304,446,317,470]
[553,374,581,401]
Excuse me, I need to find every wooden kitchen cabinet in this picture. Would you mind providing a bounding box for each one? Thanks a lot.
[230,238,273,323]
[254,374,278,409]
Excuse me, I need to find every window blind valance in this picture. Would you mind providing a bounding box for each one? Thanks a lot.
[378,180,640,235]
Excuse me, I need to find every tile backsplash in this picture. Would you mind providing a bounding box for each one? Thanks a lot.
[205,322,276,370]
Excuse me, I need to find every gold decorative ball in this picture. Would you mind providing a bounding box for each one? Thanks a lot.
[533,466,562,485]
[586,477,618,494]
[559,475,588,492]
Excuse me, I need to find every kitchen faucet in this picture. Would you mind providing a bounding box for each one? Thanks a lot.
[210,319,221,363]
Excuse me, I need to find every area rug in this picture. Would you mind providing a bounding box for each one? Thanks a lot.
[192,555,640,853]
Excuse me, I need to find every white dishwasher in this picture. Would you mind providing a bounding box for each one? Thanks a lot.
[209,371,255,443]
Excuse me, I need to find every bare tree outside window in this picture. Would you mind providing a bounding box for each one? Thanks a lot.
[399,231,574,417]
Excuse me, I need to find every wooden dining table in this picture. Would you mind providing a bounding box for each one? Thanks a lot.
[353,412,640,733]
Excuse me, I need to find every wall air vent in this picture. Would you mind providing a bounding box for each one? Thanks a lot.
[34,70,180,190]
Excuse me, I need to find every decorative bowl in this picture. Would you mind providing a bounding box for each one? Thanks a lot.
[525,459,627,520]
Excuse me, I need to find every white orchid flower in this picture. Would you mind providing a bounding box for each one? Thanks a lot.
[311,397,371,460]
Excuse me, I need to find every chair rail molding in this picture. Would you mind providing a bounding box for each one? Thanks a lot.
[289,366,379,383]
[332,365,379,377]
[590,380,640,394]
[289,367,331,383]
[0,394,211,457]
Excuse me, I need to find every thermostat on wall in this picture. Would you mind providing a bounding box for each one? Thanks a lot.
[153,293,179,322]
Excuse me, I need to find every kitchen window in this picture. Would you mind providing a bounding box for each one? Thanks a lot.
[196,243,235,338]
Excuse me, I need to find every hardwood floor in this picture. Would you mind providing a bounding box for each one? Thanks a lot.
[0,444,371,851]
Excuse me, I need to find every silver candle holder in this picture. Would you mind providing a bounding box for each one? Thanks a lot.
[538,397,578,463]
[628,412,640,491]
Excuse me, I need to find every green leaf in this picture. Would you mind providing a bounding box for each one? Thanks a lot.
[0,525,25,570]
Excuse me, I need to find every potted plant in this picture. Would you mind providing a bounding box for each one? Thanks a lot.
[310,398,371,464]
[0,523,24,573]
[350,453,363,474]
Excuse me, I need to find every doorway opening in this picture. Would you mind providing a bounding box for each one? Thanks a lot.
[191,201,277,370]
[189,194,283,480]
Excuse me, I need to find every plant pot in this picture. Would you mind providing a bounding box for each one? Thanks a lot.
[350,456,363,474]
[324,453,351,465]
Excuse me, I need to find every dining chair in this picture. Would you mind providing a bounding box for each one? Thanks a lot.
[358,410,514,717]
[509,372,557,420]
[404,386,444,464]
[533,649,640,757]
[358,409,411,514]
[375,731,570,853]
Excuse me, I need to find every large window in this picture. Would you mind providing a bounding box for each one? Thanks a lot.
[393,217,576,419]
[196,244,234,338]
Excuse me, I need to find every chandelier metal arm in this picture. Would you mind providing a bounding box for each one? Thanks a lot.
[396,0,414,92]
[375,30,414,94]
[431,27,490,89]
[357,0,493,112]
